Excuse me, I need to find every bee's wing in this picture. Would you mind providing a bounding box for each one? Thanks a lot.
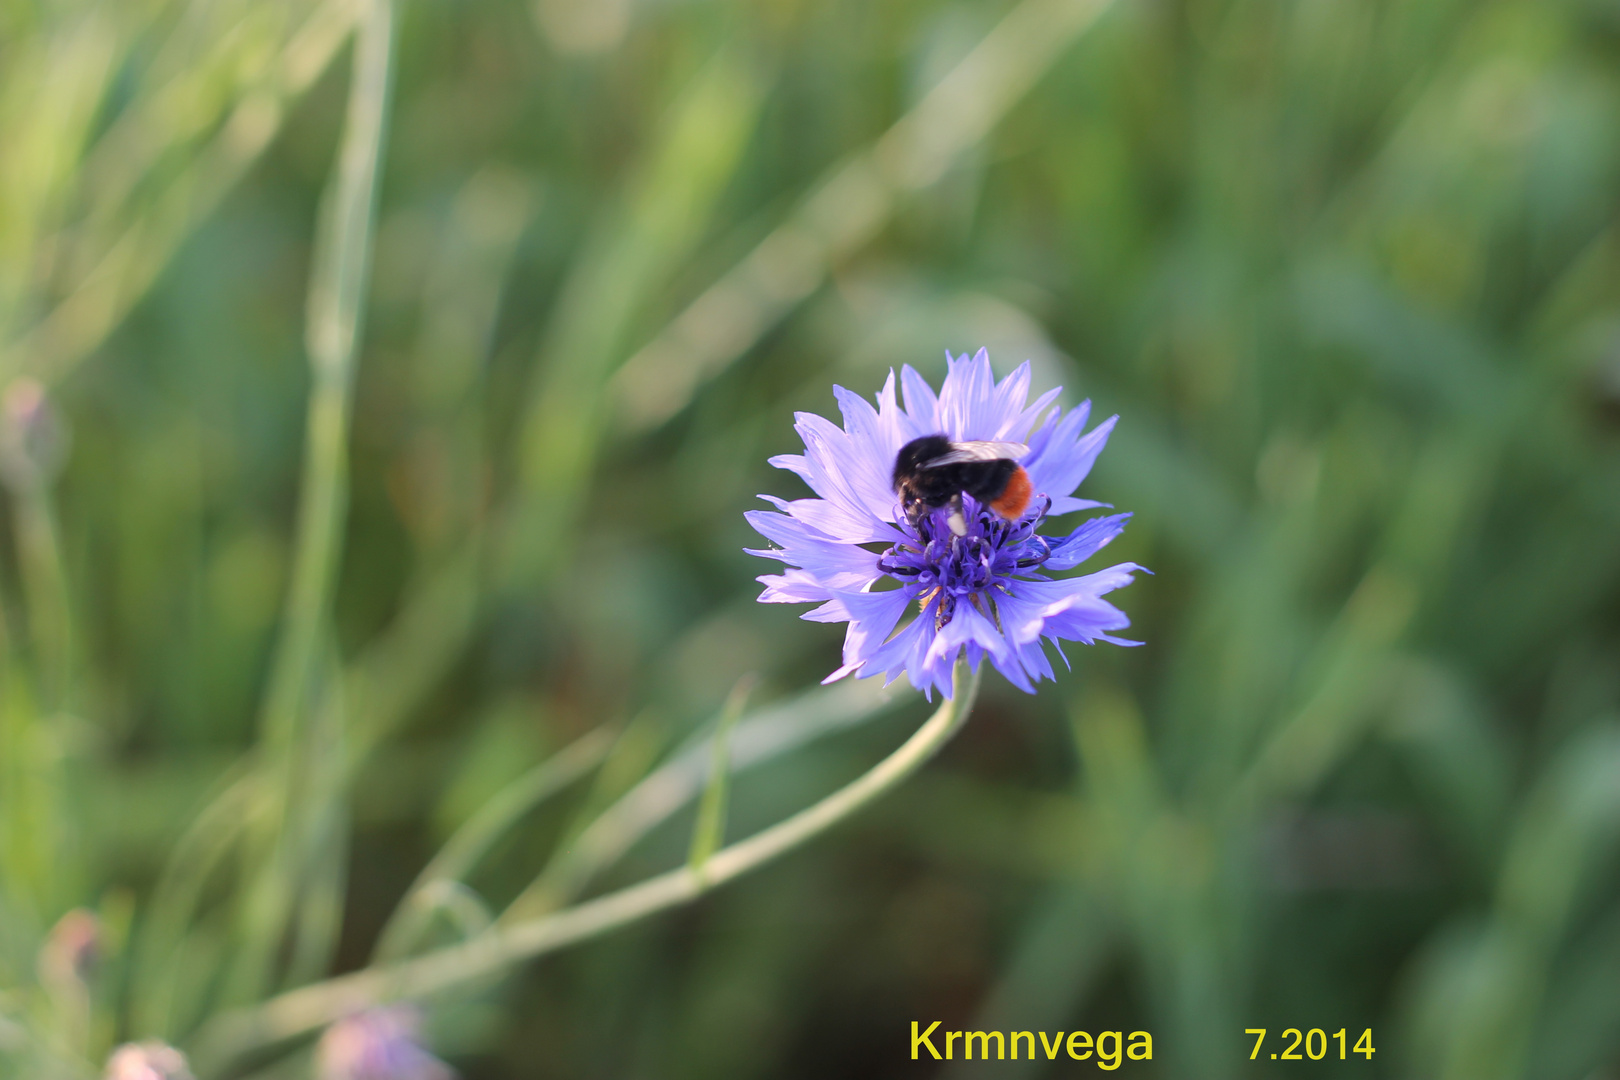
[923,440,1029,467]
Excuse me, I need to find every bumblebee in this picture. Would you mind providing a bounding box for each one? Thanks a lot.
[892,435,1032,536]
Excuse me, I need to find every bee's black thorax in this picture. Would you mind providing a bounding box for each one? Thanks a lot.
[893,435,1019,527]
[891,435,952,489]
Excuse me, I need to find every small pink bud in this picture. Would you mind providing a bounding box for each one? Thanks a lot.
[316,1007,455,1080]
[104,1041,195,1080]
[38,908,100,990]
[0,377,68,490]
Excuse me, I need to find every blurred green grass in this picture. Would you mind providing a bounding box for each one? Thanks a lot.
[3,0,1620,1077]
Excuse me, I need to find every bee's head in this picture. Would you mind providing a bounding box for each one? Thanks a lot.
[892,434,953,489]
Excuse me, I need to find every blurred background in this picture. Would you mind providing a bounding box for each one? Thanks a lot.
[3,0,1620,1077]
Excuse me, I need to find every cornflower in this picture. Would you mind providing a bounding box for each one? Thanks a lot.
[748,349,1143,698]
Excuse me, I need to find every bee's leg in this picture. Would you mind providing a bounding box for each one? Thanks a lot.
[946,493,967,537]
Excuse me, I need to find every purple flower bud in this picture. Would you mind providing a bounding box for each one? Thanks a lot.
[103,1041,195,1080]
[316,1007,455,1080]
[0,377,69,491]
[38,908,101,990]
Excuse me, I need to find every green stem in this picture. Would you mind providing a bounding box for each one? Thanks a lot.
[190,665,979,1075]
[236,0,393,1000]
[370,727,615,963]
[262,0,393,758]
[13,486,71,711]
[508,677,902,915]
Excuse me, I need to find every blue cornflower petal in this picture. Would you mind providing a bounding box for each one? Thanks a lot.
[900,365,940,429]
[747,351,1145,698]
[1043,512,1132,571]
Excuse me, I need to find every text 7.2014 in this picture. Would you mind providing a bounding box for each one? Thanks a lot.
[1245,1028,1374,1062]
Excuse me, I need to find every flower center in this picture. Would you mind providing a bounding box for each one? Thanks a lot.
[876,494,1053,629]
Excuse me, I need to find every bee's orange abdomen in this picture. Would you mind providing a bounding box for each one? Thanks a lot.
[989,465,1032,519]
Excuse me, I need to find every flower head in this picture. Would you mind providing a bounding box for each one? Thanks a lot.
[747,349,1144,699]
[104,1042,195,1080]
[0,377,68,492]
[316,1007,454,1080]
[39,908,101,990]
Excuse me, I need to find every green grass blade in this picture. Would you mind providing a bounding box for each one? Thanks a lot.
[371,726,612,963]
[686,674,756,884]
[233,0,394,1002]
